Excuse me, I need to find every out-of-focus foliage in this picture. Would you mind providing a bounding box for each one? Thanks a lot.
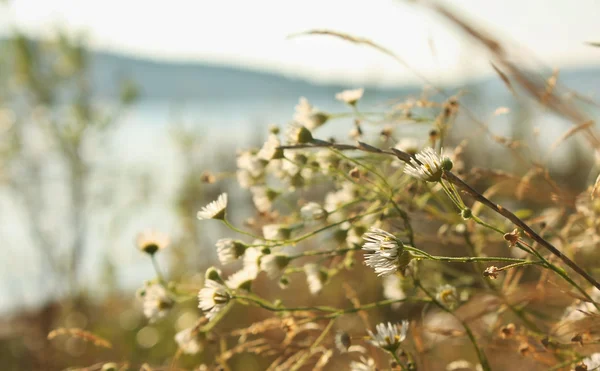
[0,32,139,370]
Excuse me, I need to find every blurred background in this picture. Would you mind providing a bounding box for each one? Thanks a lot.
[0,0,599,369]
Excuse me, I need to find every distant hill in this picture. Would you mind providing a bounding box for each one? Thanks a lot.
[2,37,598,103]
[90,51,419,101]
[90,50,600,106]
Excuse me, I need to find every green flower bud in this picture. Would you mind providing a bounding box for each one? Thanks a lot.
[441,157,453,171]
[205,267,222,282]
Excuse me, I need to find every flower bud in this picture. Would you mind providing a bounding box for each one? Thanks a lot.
[461,208,472,220]
[441,157,453,171]
[205,267,222,282]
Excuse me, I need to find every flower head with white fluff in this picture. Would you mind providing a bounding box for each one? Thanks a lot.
[368,321,409,352]
[243,247,264,277]
[304,263,328,295]
[350,356,377,371]
[362,227,411,277]
[301,202,328,222]
[582,353,600,370]
[262,224,291,241]
[198,280,230,320]
[225,268,256,291]
[286,123,314,144]
[215,238,247,265]
[336,88,364,106]
[294,97,330,130]
[197,193,228,220]
[404,147,450,182]
[175,327,204,354]
[136,230,170,256]
[260,254,291,278]
[137,283,174,322]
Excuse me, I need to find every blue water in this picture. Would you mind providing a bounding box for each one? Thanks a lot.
[0,95,364,315]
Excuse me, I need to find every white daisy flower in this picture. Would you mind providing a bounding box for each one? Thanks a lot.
[175,326,203,354]
[560,288,600,323]
[364,252,402,277]
[436,284,459,308]
[101,362,119,370]
[237,151,267,177]
[324,183,357,222]
[278,275,291,289]
[137,283,174,322]
[304,263,328,295]
[362,227,404,276]
[250,186,280,213]
[243,247,264,277]
[404,147,449,182]
[394,138,421,156]
[368,321,409,352]
[197,193,228,220]
[301,202,327,222]
[260,254,291,278]
[216,238,247,265]
[286,123,314,144]
[236,168,262,189]
[324,183,356,211]
[583,353,600,370]
[198,280,230,320]
[225,268,256,291]
[335,331,351,353]
[204,266,223,281]
[281,153,302,176]
[383,274,407,301]
[294,97,330,130]
[346,225,367,248]
[262,224,291,240]
[350,356,377,371]
[446,360,477,371]
[315,149,340,174]
[257,133,283,162]
[336,88,364,106]
[136,230,170,255]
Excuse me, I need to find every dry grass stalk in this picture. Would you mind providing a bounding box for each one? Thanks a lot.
[47,327,112,348]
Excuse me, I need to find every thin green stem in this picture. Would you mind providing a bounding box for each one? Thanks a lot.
[390,350,407,371]
[222,219,265,240]
[497,260,541,271]
[289,246,360,260]
[329,111,386,118]
[317,297,433,321]
[440,180,464,210]
[199,301,234,333]
[463,233,542,333]
[233,293,339,313]
[234,293,431,318]
[257,206,384,249]
[524,242,599,310]
[415,280,491,371]
[151,255,165,284]
[389,200,415,246]
[470,215,505,235]
[403,246,539,265]
[330,147,391,194]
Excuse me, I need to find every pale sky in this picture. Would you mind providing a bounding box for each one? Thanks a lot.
[1,0,599,86]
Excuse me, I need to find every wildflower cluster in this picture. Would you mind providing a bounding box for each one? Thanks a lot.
[127,81,600,371]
